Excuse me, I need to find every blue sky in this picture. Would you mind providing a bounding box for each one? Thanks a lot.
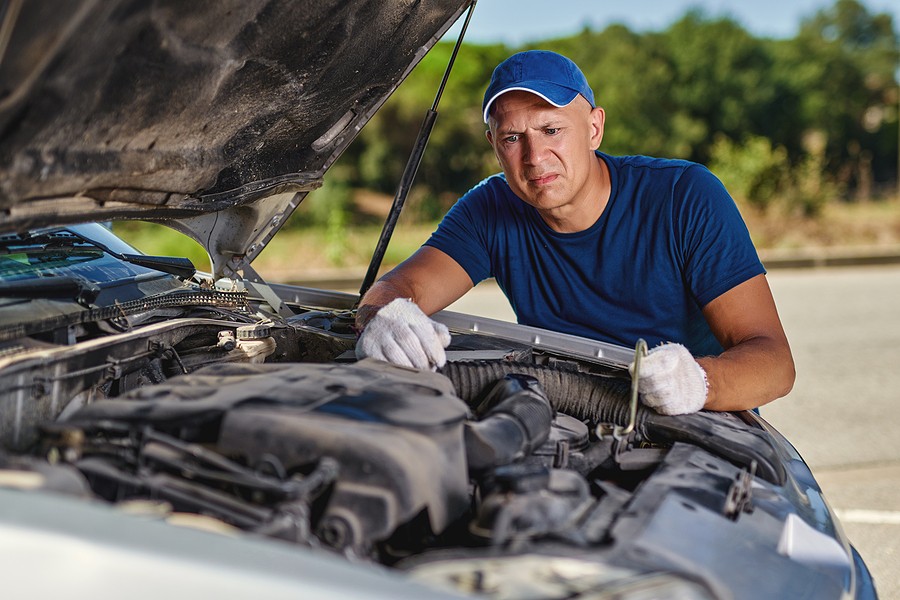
[444,0,900,44]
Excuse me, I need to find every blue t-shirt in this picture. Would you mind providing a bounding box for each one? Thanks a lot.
[424,152,764,356]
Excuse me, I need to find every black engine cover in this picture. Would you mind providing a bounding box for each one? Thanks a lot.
[70,358,471,552]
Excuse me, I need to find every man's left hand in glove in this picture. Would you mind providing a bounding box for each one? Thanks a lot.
[629,342,708,415]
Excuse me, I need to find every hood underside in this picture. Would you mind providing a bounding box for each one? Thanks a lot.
[0,0,470,276]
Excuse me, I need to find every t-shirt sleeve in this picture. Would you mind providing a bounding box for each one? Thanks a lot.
[675,165,765,307]
[423,178,495,285]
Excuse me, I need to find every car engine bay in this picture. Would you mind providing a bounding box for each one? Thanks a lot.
[0,284,854,598]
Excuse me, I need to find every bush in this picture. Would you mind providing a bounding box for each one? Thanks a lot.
[292,166,354,265]
[781,148,843,217]
[709,134,790,211]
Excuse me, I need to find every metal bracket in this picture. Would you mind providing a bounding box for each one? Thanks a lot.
[238,262,294,318]
[724,460,757,519]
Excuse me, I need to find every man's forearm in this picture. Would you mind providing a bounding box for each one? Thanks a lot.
[693,274,795,412]
[355,278,413,330]
[697,336,795,412]
[355,247,475,331]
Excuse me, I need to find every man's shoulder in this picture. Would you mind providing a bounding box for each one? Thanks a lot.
[605,153,720,192]
[468,172,510,193]
[460,173,518,206]
[605,153,702,175]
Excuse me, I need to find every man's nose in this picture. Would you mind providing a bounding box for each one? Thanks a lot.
[522,136,549,164]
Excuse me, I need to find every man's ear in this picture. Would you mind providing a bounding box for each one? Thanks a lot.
[589,106,605,150]
[485,129,502,167]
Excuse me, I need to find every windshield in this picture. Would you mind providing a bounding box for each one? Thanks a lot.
[0,224,158,284]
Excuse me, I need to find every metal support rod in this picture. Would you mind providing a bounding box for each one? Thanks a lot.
[0,0,24,68]
[356,1,477,302]
[613,338,648,439]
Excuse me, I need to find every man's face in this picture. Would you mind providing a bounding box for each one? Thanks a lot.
[486,91,605,219]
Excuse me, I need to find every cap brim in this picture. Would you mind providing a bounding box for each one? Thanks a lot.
[482,84,580,123]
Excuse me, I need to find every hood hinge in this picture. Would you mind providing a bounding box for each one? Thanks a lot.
[233,262,293,318]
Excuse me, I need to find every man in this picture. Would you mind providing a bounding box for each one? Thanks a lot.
[355,50,794,415]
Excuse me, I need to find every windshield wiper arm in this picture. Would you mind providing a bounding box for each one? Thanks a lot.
[0,276,100,307]
[5,227,196,280]
[117,254,196,279]
[64,225,197,279]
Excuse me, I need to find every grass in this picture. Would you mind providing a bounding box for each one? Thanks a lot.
[113,193,900,281]
[743,198,900,250]
[112,219,438,279]
[253,223,437,279]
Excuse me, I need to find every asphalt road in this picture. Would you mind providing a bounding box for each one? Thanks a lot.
[447,265,900,599]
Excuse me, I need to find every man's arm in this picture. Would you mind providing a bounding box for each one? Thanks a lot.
[353,246,475,369]
[633,273,794,414]
[696,273,795,411]
[356,246,475,328]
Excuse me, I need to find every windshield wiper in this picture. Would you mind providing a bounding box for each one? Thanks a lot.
[0,276,100,306]
[116,253,196,279]
[2,228,196,279]
[64,225,197,279]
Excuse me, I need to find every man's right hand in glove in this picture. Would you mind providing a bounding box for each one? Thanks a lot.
[355,298,451,370]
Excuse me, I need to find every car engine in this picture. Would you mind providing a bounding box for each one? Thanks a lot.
[0,297,809,597]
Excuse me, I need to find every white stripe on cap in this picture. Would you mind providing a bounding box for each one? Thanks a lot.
[482,86,577,123]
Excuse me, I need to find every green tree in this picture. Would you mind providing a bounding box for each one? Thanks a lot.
[547,25,676,158]
[709,134,790,211]
[774,0,898,198]
[661,12,779,164]
[329,0,897,224]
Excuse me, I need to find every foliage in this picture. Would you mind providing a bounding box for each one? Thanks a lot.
[710,134,842,217]
[291,165,354,265]
[331,0,898,226]
[119,0,900,270]
[781,146,844,217]
[709,135,791,211]
[765,0,899,198]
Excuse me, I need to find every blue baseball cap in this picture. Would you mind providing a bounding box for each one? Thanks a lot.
[482,50,595,123]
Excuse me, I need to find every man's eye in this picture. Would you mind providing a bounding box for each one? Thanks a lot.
[545,128,559,135]
[503,134,519,144]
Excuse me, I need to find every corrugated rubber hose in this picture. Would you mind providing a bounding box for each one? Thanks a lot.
[440,360,785,485]
[440,360,633,426]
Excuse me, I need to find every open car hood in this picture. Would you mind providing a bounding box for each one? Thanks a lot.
[0,0,471,277]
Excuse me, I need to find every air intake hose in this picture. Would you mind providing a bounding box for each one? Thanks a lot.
[441,361,785,485]
[441,361,632,426]
[464,374,555,472]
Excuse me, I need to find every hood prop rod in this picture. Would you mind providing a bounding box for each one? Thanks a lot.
[356,1,477,303]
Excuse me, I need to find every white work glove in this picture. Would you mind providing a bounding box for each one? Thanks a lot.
[629,343,708,415]
[355,298,451,370]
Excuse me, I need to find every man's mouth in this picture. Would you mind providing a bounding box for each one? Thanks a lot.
[528,173,558,186]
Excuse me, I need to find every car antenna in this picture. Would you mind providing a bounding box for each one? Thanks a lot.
[356,1,477,303]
